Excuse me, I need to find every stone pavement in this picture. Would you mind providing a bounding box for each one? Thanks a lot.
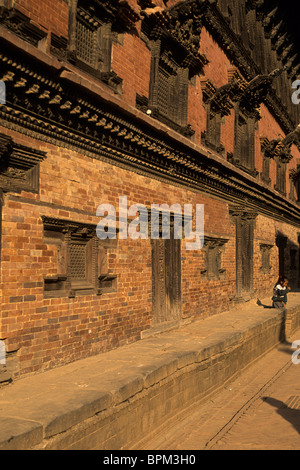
[142,330,300,450]
[1,293,300,450]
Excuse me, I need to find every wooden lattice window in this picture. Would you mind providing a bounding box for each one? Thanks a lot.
[67,1,122,92]
[236,113,255,170]
[76,10,99,68]
[144,36,193,136]
[42,217,117,298]
[201,108,224,154]
[275,158,287,195]
[156,54,187,125]
[230,108,258,178]
[75,6,112,73]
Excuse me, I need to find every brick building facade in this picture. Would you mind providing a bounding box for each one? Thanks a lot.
[0,0,299,379]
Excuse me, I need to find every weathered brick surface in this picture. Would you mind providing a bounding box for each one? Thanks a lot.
[0,0,299,378]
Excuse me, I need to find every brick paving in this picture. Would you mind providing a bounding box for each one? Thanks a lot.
[143,333,300,450]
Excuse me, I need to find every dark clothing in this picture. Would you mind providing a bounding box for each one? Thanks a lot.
[272,284,289,308]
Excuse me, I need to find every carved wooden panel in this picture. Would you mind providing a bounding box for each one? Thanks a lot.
[0,133,46,193]
[42,217,117,298]
[201,236,229,280]
[275,158,287,196]
[260,244,273,274]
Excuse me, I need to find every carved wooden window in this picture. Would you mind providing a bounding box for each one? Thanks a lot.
[201,108,224,154]
[68,1,123,92]
[234,112,256,174]
[148,41,190,131]
[0,133,46,193]
[295,178,300,202]
[75,6,112,73]
[0,3,47,48]
[42,217,117,298]
[201,236,228,280]
[260,244,273,274]
[260,138,272,186]
[275,158,287,195]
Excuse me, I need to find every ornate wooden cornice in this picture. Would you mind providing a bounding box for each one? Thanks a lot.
[237,68,285,119]
[77,0,140,32]
[245,0,300,75]
[1,37,300,227]
[141,1,208,76]
[201,76,246,117]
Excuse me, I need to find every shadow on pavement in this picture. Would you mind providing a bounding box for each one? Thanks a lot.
[262,397,300,435]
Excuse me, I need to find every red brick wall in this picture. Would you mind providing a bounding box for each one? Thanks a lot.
[1,122,299,377]
[15,0,69,38]
[1,0,300,377]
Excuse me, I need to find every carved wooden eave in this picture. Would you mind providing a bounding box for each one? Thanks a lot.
[246,0,299,74]
[289,165,300,183]
[1,36,300,228]
[201,77,246,117]
[237,68,284,119]
[0,132,46,193]
[281,125,300,152]
[165,0,297,134]
[141,1,208,76]
[263,126,300,163]
[83,0,140,31]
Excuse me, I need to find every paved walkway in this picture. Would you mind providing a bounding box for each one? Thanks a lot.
[1,293,300,449]
[143,326,300,450]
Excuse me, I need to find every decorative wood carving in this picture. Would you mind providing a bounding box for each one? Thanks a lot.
[260,243,273,274]
[200,235,229,280]
[42,216,117,298]
[1,39,300,228]
[0,132,46,193]
[0,6,47,46]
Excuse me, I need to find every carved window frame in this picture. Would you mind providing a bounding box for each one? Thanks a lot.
[42,217,117,298]
[140,13,205,138]
[0,133,46,193]
[259,243,273,274]
[200,236,229,281]
[260,137,272,186]
[274,156,287,196]
[147,39,190,131]
[67,0,123,93]
[288,165,300,203]
[232,107,257,176]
